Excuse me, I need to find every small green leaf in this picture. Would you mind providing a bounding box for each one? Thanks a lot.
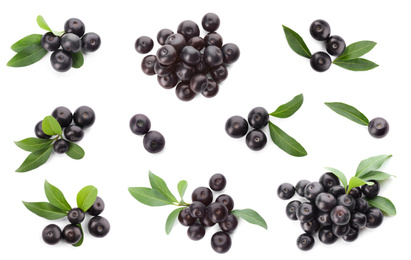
[325,102,369,126]
[366,196,396,216]
[333,58,378,71]
[36,15,64,36]
[324,167,348,191]
[149,171,178,203]
[232,209,267,230]
[16,145,53,172]
[71,51,84,68]
[22,201,67,220]
[11,34,42,52]
[177,180,188,203]
[347,176,373,194]
[72,224,84,247]
[270,94,303,118]
[128,187,175,206]
[334,41,377,61]
[356,154,392,178]
[66,142,85,159]
[282,25,311,59]
[165,207,184,235]
[7,43,47,67]
[359,171,396,182]
[14,137,53,152]
[76,185,98,212]
[44,180,71,212]
[268,121,307,157]
[42,116,62,136]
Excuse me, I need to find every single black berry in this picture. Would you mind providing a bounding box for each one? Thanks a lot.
[143,131,165,153]
[368,117,389,138]
[199,212,216,227]
[135,36,154,54]
[355,197,370,213]
[304,182,324,201]
[342,226,359,242]
[174,61,196,82]
[337,194,356,211]
[286,200,301,220]
[64,18,85,37]
[225,115,248,138]
[318,226,338,244]
[156,45,178,66]
[62,224,82,244]
[129,114,151,135]
[73,106,95,128]
[67,208,85,224]
[50,50,73,72]
[195,55,211,74]
[210,65,228,83]
[192,187,213,206]
[81,32,101,52]
[330,205,351,225]
[154,61,175,77]
[42,224,61,245]
[315,192,337,212]
[177,20,200,41]
[87,196,105,216]
[53,139,69,154]
[351,212,367,229]
[310,51,331,72]
[165,33,186,53]
[41,32,60,52]
[51,106,72,127]
[277,183,296,200]
[211,231,231,254]
[319,172,339,191]
[332,223,350,237]
[361,180,380,199]
[88,216,110,238]
[175,82,196,101]
[187,223,205,241]
[215,194,234,212]
[245,129,267,151]
[221,43,240,64]
[365,207,383,228]
[328,185,345,199]
[141,55,157,76]
[326,35,346,56]
[296,233,314,251]
[201,79,219,98]
[208,202,228,223]
[157,29,174,45]
[178,207,196,226]
[309,19,331,41]
[295,180,310,197]
[204,32,223,47]
[186,36,205,51]
[189,74,208,93]
[204,45,223,67]
[219,214,238,233]
[209,173,226,191]
[348,186,362,199]
[64,125,84,142]
[301,219,320,234]
[157,73,178,89]
[180,46,201,65]
[317,212,332,226]
[248,107,269,129]
[296,202,317,223]
[202,13,220,32]
[34,120,51,139]
[60,33,81,53]
[189,201,207,218]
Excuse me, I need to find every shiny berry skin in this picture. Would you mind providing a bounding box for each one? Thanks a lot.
[42,224,61,245]
[165,33,186,53]
[87,196,105,216]
[337,194,356,211]
[73,106,95,128]
[178,208,196,226]
[202,13,220,32]
[41,32,60,51]
[326,35,346,56]
[342,226,359,242]
[174,62,196,82]
[175,82,196,101]
[177,20,200,41]
[204,32,223,47]
[348,186,362,199]
[208,202,228,223]
[304,182,324,201]
[219,214,238,233]
[318,226,338,244]
[189,74,208,93]
[310,51,331,72]
[53,139,69,154]
[245,129,267,151]
[192,187,213,206]
[154,61,175,77]
[366,207,383,228]
[209,173,226,191]
[317,212,332,226]
[319,172,339,191]
[355,198,370,213]
[368,117,389,138]
[60,33,81,53]
[51,106,72,127]
[328,185,345,199]
[180,46,201,65]
[199,212,216,227]
[88,216,110,238]
[248,107,269,129]
[143,130,165,153]
[64,125,84,142]
[64,18,85,37]
[301,219,320,234]
[204,45,223,67]
[141,55,157,75]
[210,64,228,83]
[195,55,211,74]
[296,202,317,223]
[62,224,82,244]
[286,200,301,220]
[186,36,205,51]
[135,36,154,54]
[211,231,231,254]
[157,29,174,45]
[297,233,314,251]
[187,223,205,241]
[295,180,310,197]
[309,19,331,41]
[157,73,178,89]
[67,208,85,224]
[221,43,240,64]
[129,114,151,135]
[277,183,295,200]
[156,45,178,66]
[35,120,51,139]
[189,201,207,218]
[351,212,367,229]
[225,115,248,138]
[215,194,234,212]
[330,205,351,225]
[332,223,350,237]
[81,32,101,52]
[201,80,219,98]
[50,50,73,72]
[315,192,337,212]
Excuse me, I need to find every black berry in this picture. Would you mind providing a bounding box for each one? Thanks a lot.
[64,18,85,37]
[192,187,213,206]
[315,192,337,212]
[332,223,350,237]
[221,43,240,64]
[178,208,196,226]
[51,106,72,127]
[326,35,346,56]
[342,226,359,242]
[365,207,383,228]
[50,50,73,72]
[60,33,81,53]
[296,202,317,223]
[209,173,226,191]
[187,223,205,241]
[180,45,201,65]
[42,224,61,245]
[201,79,219,98]
[355,197,370,213]
[141,55,157,76]
[73,106,95,128]
[202,13,220,32]
[245,129,267,151]
[81,32,101,52]
[87,196,105,216]
[337,194,356,211]
[189,74,208,93]
[304,182,324,201]
[34,120,51,139]
[174,62,196,82]
[129,114,151,135]
[199,212,216,227]
[189,201,207,218]
[210,65,228,83]
[317,212,332,226]
[330,205,351,225]
[154,61,175,77]
[157,29,174,45]
[351,212,367,229]
[88,216,110,238]
[219,214,238,233]
[309,19,331,41]
[41,32,60,51]
[301,219,320,234]
[361,180,380,199]
[186,36,205,51]
[157,73,178,89]
[368,117,389,138]
[211,231,231,254]
[143,131,165,153]
[207,202,228,223]
[215,194,234,212]
[277,183,296,200]
[135,36,154,54]
[286,200,301,220]
[165,33,186,53]
[177,20,200,41]
[348,186,362,199]
[175,82,196,101]
[328,185,345,199]
[310,51,331,72]
[204,32,223,47]
[204,45,223,67]
[64,125,84,142]
[53,139,69,154]
[295,180,310,197]
[296,233,314,251]
[67,208,85,224]
[319,172,339,191]
[248,107,269,129]
[62,224,82,244]
[225,115,248,138]
[318,226,338,244]
[156,45,178,66]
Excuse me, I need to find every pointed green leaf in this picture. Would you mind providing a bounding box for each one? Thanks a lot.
[36,15,64,36]
[177,180,188,202]
[44,180,71,212]
[22,201,67,220]
[325,102,369,126]
[366,196,396,216]
[76,185,98,212]
[334,41,377,61]
[14,137,53,152]
[72,224,84,247]
[128,187,174,206]
[270,93,303,118]
[42,116,62,136]
[333,58,378,71]
[347,176,373,194]
[165,207,184,235]
[7,43,47,67]
[66,142,85,159]
[356,154,392,178]
[268,121,307,157]
[282,25,311,59]
[11,34,42,52]
[16,145,53,172]
[359,171,396,182]
[232,209,267,229]
[149,171,178,203]
[324,167,348,191]
[71,51,84,68]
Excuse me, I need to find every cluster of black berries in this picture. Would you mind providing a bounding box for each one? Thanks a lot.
[129,114,165,154]
[41,18,101,72]
[36,106,95,153]
[135,13,240,101]
[42,196,110,245]
[277,172,384,251]
[178,174,236,254]
[225,107,269,151]
[309,19,346,72]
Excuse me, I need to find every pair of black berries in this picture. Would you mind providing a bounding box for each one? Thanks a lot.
[309,19,346,72]
[41,18,101,72]
[178,173,235,254]
[36,106,95,154]
[129,114,165,154]
[225,107,269,151]
[277,172,383,251]
[42,196,110,245]
[135,12,240,101]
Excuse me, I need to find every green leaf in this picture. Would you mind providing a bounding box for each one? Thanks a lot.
[66,142,85,159]
[282,25,311,59]
[366,196,396,216]
[270,93,304,118]
[128,187,175,206]
[165,207,184,235]
[71,51,84,68]
[76,185,98,212]
[177,180,188,203]
[11,34,42,52]
[324,167,348,191]
[356,154,392,178]
[72,224,84,247]
[149,171,178,203]
[14,137,53,152]
[42,116,62,136]
[44,180,71,212]
[231,209,267,229]
[16,145,53,172]
[347,176,373,194]
[36,15,64,36]
[268,121,307,157]
[7,43,47,67]
[359,171,396,182]
[22,201,67,220]
[333,58,378,71]
[334,41,377,61]
[324,102,369,126]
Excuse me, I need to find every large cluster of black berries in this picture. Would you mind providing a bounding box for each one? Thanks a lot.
[42,196,110,245]
[309,19,346,72]
[135,13,240,101]
[41,18,101,72]
[178,173,237,254]
[129,113,165,154]
[225,107,269,151]
[277,172,384,251]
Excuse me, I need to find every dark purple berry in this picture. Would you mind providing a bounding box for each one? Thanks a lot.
[50,50,73,72]
[165,33,186,53]
[51,106,72,127]
[304,182,324,201]
[348,187,362,199]
[361,180,380,199]
[42,224,61,245]
[157,73,178,89]
[141,55,156,76]
[225,115,248,138]
[310,51,331,72]
[286,200,301,220]
[81,32,101,52]
[189,74,208,93]
[215,194,234,212]
[62,224,82,244]
[296,202,317,223]
[60,33,81,53]
[177,20,200,41]
[221,43,240,64]
[73,106,95,129]
[202,80,219,98]
[209,173,226,191]
[277,183,295,200]
[351,212,367,229]
[175,82,196,101]
[309,19,331,41]
[129,114,151,135]
[202,13,220,32]
[328,185,345,199]
[355,198,370,213]
[87,196,105,216]
[207,202,228,223]
[319,172,339,191]
[64,18,85,37]
[186,36,205,51]
[317,212,332,226]
[192,187,213,206]
[88,216,110,238]
[156,45,177,66]
[189,201,207,219]
[174,62,196,82]
[318,226,338,244]
[342,226,359,242]
[204,32,223,47]
[180,46,201,65]
[332,223,350,237]
[211,231,231,254]
[204,45,223,67]
[295,180,310,197]
[67,208,85,224]
[297,233,314,251]
[187,223,205,241]
[53,139,69,154]
[178,208,196,226]
[219,214,238,233]
[64,125,84,142]
[366,207,383,228]
[245,129,267,151]
[157,29,174,45]
[210,64,228,83]
[135,36,154,54]
[337,194,356,211]
[330,205,351,225]
[301,219,320,234]
[143,131,165,153]
[326,35,346,56]
[41,32,60,51]
[315,192,337,212]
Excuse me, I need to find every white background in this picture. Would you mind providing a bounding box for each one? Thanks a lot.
[0,0,409,259]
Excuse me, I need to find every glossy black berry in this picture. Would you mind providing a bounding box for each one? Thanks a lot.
[41,32,60,51]
[141,55,157,76]
[348,186,362,199]
[62,224,82,244]
[175,82,196,101]
[309,19,331,41]
[286,200,301,220]
[326,35,346,56]
[199,212,216,227]
[189,201,207,218]
[42,224,61,245]
[296,233,314,251]
[342,226,359,242]
[73,106,95,128]
[319,172,339,191]
[51,106,72,127]
[219,214,238,233]
[174,62,196,82]
[189,74,208,93]
[192,187,213,206]
[202,13,220,32]
[366,207,383,228]
[208,202,228,223]
[187,223,205,241]
[225,115,248,138]
[204,32,223,47]
[248,107,269,129]
[304,182,324,201]
[210,65,228,83]
[157,29,174,45]
[67,208,85,224]
[186,36,205,51]
[315,192,337,212]
[328,185,345,199]
[330,205,351,225]
[337,194,356,211]
[143,131,165,153]
[318,226,338,244]
[165,33,186,53]
[277,183,295,200]
[317,212,332,226]
[215,194,234,212]
[355,198,370,213]
[34,120,51,139]
[211,231,231,254]
[310,51,331,72]
[50,50,73,72]
[157,73,178,89]
[64,18,85,37]
[301,219,320,234]
[64,125,84,142]
[81,32,101,52]
[88,216,110,238]
[177,20,200,41]
[87,196,105,216]
[129,114,151,135]
[60,33,81,53]
[368,117,389,138]
[178,207,196,226]
[204,45,223,67]
[209,173,226,191]
[295,180,310,197]
[195,55,211,74]
[156,45,178,66]
[180,46,201,65]
[351,212,367,229]
[201,79,219,98]
[296,202,317,223]
[221,43,240,64]
[154,61,175,77]
[332,223,350,237]
[135,36,154,54]
[53,139,69,154]
[245,129,267,151]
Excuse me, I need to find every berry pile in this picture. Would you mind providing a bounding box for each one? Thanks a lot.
[135,12,240,101]
[129,113,165,153]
